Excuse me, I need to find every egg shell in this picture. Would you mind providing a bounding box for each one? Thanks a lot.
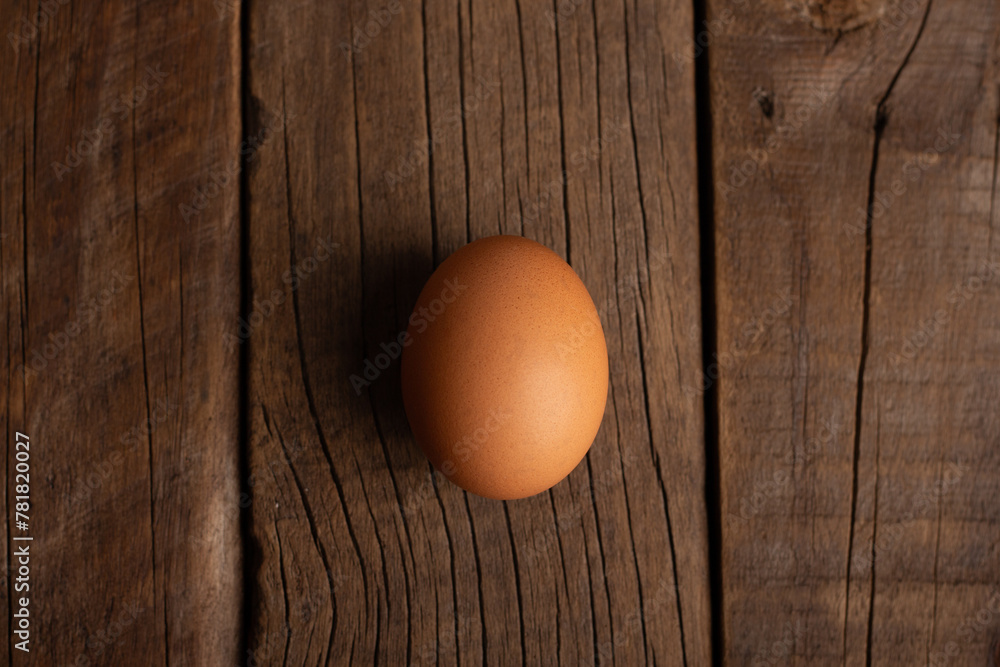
[400,235,609,500]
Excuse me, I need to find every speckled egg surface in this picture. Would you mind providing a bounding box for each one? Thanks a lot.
[401,235,609,500]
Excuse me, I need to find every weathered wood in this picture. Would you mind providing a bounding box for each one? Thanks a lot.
[244,0,711,663]
[0,0,241,664]
[708,0,1000,663]
[7,0,998,663]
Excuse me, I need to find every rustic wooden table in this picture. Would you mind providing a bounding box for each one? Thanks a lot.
[2,0,998,664]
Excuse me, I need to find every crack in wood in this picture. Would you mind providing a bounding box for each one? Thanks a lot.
[461,493,488,665]
[501,502,527,666]
[843,4,932,661]
[636,308,689,667]
[270,412,337,666]
[458,0,472,244]
[988,108,1000,257]
[419,0,439,266]
[553,0,571,262]
[865,406,881,667]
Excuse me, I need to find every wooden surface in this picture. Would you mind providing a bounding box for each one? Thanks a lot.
[0,0,997,665]
[709,0,1000,664]
[2,0,242,665]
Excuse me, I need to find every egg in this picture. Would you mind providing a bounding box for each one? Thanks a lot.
[401,235,609,500]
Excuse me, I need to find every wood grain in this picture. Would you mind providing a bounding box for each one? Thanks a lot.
[0,0,242,664]
[2,0,999,664]
[708,0,1000,663]
[243,0,710,664]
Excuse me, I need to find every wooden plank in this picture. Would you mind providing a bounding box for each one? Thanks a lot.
[244,0,711,663]
[0,0,241,664]
[708,0,1000,662]
[847,3,1000,664]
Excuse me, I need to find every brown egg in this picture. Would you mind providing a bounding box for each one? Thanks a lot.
[401,235,609,500]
